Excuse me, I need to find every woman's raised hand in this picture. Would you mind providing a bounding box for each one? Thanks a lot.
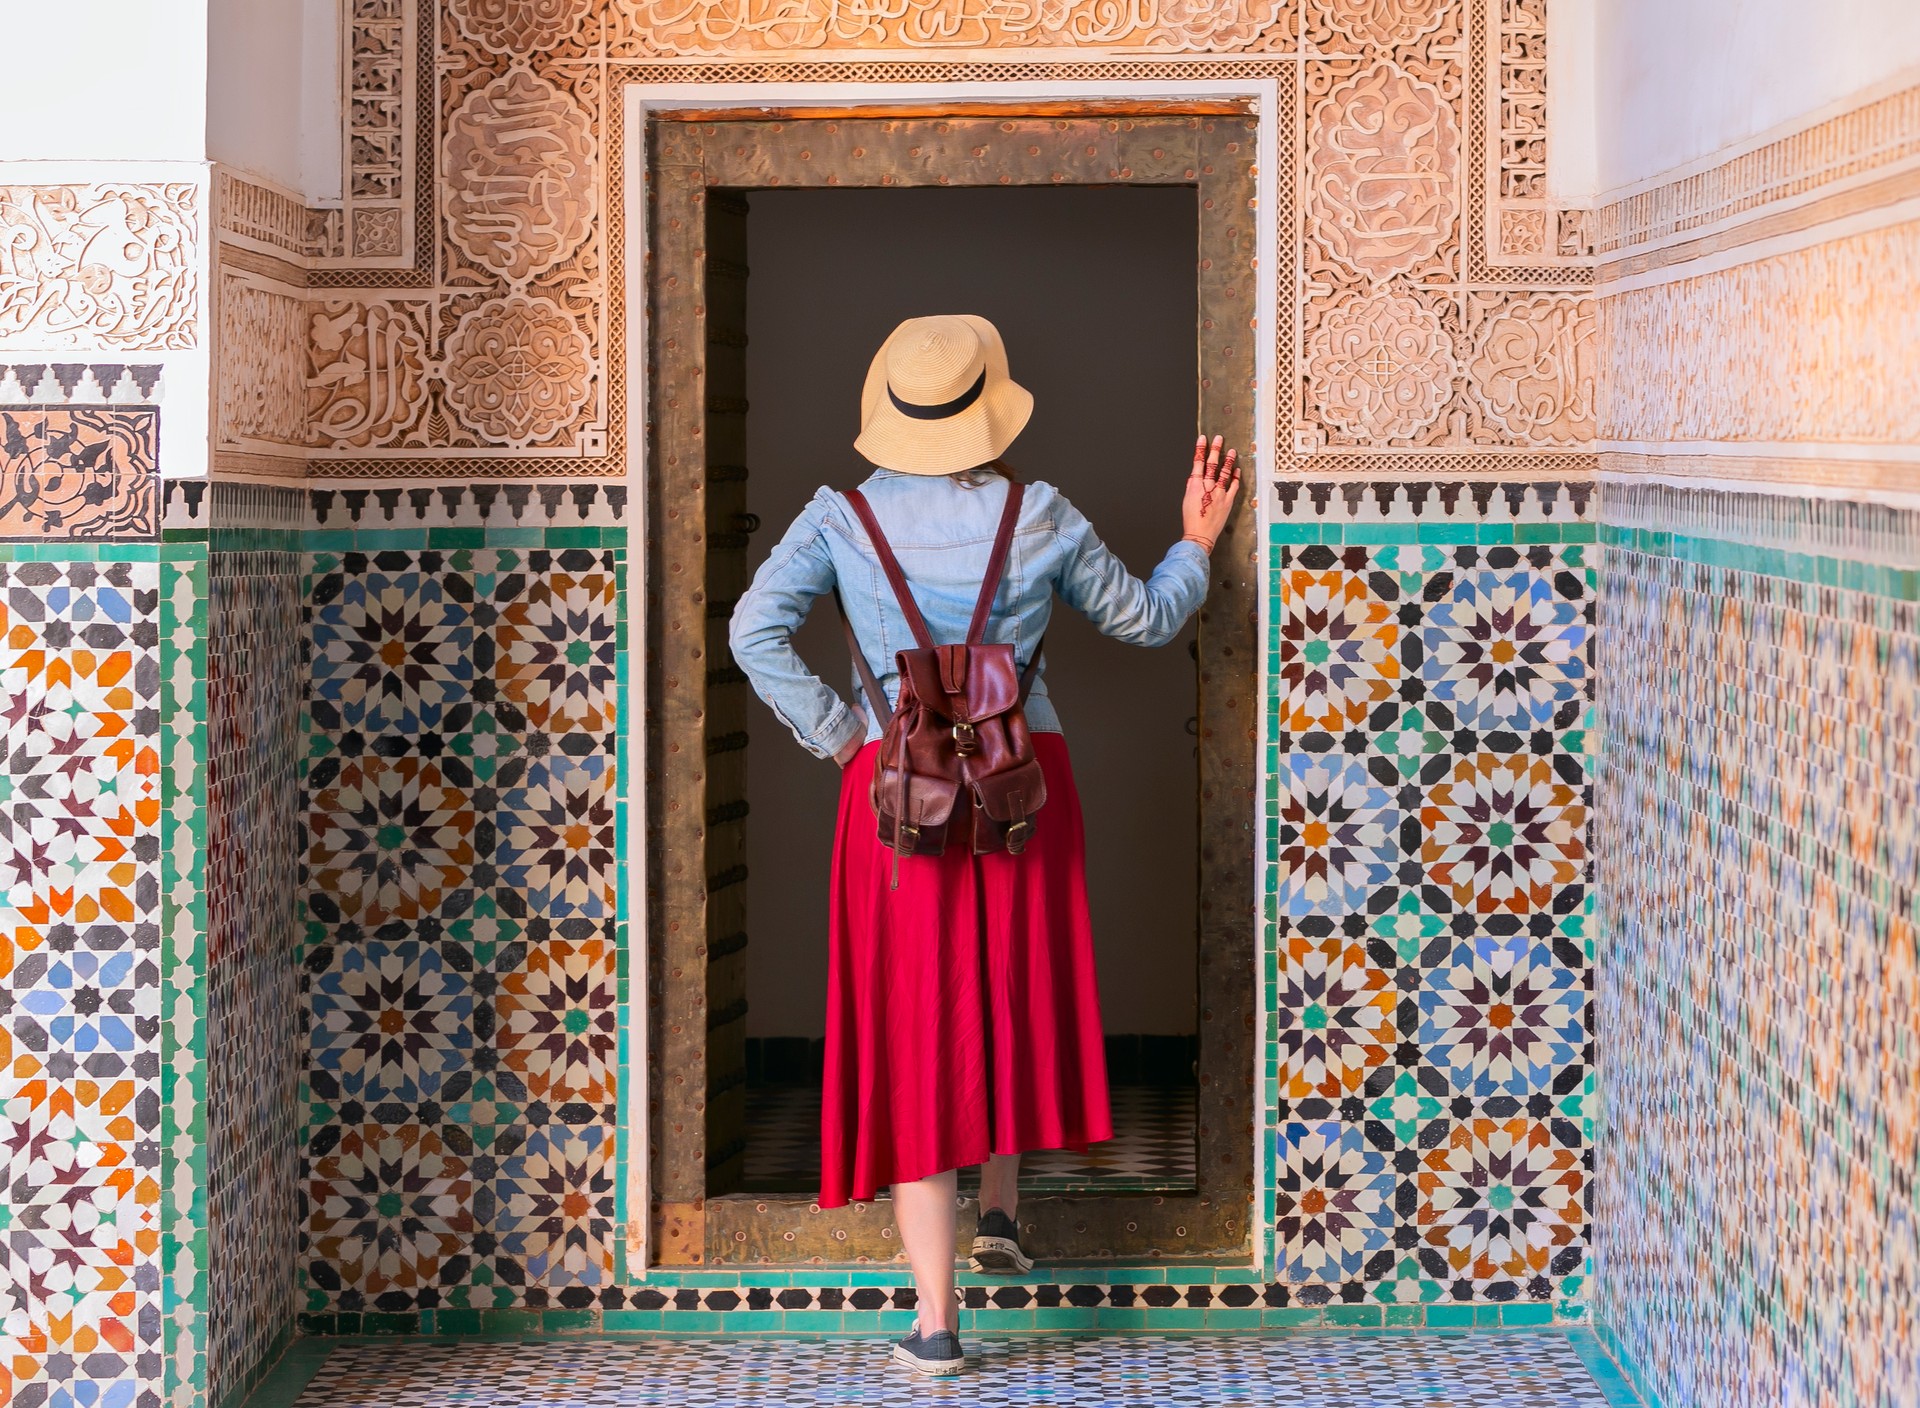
[1180,434,1241,554]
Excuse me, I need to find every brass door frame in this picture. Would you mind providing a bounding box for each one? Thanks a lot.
[645,111,1259,1267]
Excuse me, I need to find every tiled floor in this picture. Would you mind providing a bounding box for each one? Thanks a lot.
[253,1331,1642,1406]
[740,1084,1198,1193]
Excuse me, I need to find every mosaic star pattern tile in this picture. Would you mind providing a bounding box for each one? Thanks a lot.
[207,549,306,1408]
[1594,483,1920,1408]
[0,558,164,1400]
[272,1331,1634,1407]
[1267,533,1595,1310]
[301,547,623,1315]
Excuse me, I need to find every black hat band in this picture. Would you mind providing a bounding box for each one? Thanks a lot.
[888,368,986,421]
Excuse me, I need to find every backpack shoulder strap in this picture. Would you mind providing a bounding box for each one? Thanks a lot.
[842,487,934,650]
[835,591,891,728]
[966,479,1026,646]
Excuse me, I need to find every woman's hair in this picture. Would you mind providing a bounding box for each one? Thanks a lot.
[951,458,1020,488]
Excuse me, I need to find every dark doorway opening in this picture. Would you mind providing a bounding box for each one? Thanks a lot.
[644,111,1257,1267]
[736,184,1202,1199]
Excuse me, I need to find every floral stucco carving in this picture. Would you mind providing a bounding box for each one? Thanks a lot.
[1306,290,1459,443]
[1305,0,1450,49]
[449,0,594,55]
[0,184,198,351]
[442,294,592,445]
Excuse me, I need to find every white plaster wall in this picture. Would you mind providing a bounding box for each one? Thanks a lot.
[207,0,340,198]
[1597,0,1920,191]
[1547,0,1598,204]
[0,0,209,159]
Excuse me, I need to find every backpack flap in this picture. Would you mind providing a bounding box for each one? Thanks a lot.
[898,643,1019,729]
[967,756,1047,853]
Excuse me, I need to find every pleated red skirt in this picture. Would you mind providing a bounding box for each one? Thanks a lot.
[818,731,1113,1208]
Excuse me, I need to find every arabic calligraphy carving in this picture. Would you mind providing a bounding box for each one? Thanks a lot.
[219,274,309,450]
[0,407,159,540]
[1306,290,1459,443]
[0,185,198,351]
[450,0,595,54]
[442,294,592,444]
[307,299,431,449]
[1307,61,1460,283]
[614,0,1289,57]
[1600,221,1920,445]
[445,68,597,283]
[1467,294,1594,445]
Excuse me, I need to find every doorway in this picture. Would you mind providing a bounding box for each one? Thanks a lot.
[645,111,1258,1266]
[738,184,1201,1201]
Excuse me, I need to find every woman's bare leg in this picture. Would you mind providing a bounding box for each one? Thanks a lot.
[978,1152,1021,1219]
[892,1169,960,1336]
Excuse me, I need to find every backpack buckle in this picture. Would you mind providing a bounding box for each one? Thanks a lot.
[952,719,978,755]
[1003,818,1033,854]
[896,819,920,850]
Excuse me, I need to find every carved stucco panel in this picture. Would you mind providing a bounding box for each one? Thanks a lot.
[449,0,596,57]
[611,0,1291,58]
[1307,60,1461,285]
[444,67,597,284]
[298,0,1596,470]
[307,298,432,449]
[441,293,593,445]
[1599,221,1920,446]
[1305,289,1459,443]
[1467,292,1595,445]
[0,184,199,351]
[217,272,309,449]
[1304,0,1451,50]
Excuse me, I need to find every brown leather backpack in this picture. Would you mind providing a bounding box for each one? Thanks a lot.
[838,481,1047,887]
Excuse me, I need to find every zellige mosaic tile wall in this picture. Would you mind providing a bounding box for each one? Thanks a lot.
[1265,481,1595,1315]
[299,495,627,1324]
[0,553,168,1402]
[277,478,1603,1340]
[1594,481,1920,1408]
[205,486,307,1408]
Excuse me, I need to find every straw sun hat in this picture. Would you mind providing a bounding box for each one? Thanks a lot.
[854,314,1034,476]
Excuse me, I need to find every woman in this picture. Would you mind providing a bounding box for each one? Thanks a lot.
[728,313,1240,1375]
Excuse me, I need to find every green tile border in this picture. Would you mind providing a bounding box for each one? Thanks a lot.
[229,1337,333,1408]
[1598,522,1920,600]
[160,547,211,1404]
[1573,1326,1661,1407]
[1592,1324,1668,1408]
[1268,521,1596,547]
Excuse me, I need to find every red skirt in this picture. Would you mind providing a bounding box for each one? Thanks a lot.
[819,731,1113,1208]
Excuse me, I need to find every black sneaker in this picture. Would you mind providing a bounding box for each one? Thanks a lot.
[892,1327,966,1376]
[968,1206,1034,1274]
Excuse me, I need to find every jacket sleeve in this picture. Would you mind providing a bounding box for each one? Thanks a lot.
[727,495,868,760]
[1050,487,1211,646]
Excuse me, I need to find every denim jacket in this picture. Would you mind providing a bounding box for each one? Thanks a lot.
[728,467,1210,759]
